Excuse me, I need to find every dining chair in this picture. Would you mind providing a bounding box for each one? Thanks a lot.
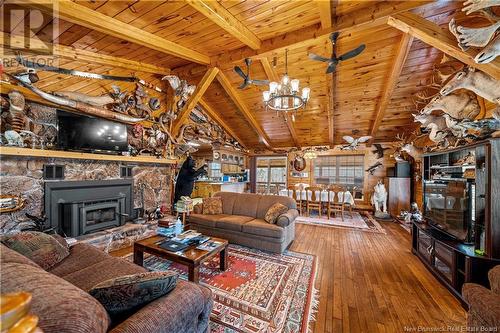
[327,185,345,221]
[287,185,302,215]
[306,186,322,217]
[338,186,354,219]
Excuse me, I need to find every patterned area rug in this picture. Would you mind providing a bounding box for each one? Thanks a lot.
[126,245,318,333]
[295,211,386,234]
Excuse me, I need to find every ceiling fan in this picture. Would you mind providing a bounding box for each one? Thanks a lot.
[234,58,269,89]
[309,32,366,73]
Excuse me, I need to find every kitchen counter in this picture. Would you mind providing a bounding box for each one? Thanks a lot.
[192,180,247,198]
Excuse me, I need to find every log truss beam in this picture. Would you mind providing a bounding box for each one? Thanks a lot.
[216,71,272,149]
[369,33,414,142]
[185,0,261,50]
[210,1,431,68]
[23,0,210,65]
[0,33,170,75]
[315,0,333,29]
[387,12,500,79]
[172,67,219,135]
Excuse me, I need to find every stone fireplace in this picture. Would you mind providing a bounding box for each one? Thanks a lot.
[45,179,132,237]
[0,156,174,235]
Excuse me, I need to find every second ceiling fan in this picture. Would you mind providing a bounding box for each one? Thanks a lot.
[234,58,269,89]
[309,32,366,73]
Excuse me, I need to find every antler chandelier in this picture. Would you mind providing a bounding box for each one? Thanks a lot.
[262,49,310,120]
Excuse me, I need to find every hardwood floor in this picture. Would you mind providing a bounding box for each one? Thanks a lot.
[112,221,466,332]
[292,221,466,333]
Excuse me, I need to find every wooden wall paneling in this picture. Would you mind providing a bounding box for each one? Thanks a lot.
[387,12,500,79]
[285,146,396,208]
[171,67,219,135]
[368,33,414,143]
[24,0,211,64]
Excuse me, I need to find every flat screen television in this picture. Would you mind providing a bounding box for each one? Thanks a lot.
[423,179,474,243]
[57,111,128,154]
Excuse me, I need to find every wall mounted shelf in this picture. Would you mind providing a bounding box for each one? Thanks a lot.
[0,147,177,165]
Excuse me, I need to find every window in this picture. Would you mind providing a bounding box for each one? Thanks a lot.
[314,155,364,193]
[255,156,287,195]
[208,162,222,179]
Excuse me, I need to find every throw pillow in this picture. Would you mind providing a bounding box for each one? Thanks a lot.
[203,197,223,215]
[1,231,70,270]
[264,203,289,224]
[89,271,178,316]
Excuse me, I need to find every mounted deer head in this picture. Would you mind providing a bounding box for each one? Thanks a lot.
[440,68,500,105]
[421,90,480,120]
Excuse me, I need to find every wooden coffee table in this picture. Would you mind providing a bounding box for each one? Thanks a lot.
[133,235,228,283]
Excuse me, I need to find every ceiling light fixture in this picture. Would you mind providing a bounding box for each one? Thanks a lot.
[262,49,310,121]
[303,149,318,160]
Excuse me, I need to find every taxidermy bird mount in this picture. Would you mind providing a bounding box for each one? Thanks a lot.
[341,135,372,150]
[372,144,390,159]
[234,58,269,89]
[366,161,383,175]
[308,32,366,73]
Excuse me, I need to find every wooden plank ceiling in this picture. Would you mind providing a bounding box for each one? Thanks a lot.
[4,0,492,150]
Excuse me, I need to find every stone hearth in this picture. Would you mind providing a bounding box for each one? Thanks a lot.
[70,220,163,253]
[0,156,174,235]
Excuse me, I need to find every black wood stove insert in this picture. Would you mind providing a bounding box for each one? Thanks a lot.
[44,179,133,237]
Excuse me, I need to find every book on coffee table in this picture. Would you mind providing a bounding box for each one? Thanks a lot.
[197,240,223,251]
[159,240,190,252]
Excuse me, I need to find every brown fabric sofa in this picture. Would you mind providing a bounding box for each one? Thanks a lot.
[462,265,500,330]
[0,241,213,333]
[188,192,298,253]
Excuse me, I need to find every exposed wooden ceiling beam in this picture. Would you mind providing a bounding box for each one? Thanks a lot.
[315,0,333,29]
[23,0,210,65]
[216,71,272,149]
[211,1,431,68]
[172,67,219,135]
[185,0,261,50]
[260,57,300,148]
[1,33,170,75]
[198,98,246,148]
[369,33,414,142]
[387,12,500,80]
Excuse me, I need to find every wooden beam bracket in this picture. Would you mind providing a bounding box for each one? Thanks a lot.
[387,12,500,79]
[172,67,220,135]
[369,33,414,142]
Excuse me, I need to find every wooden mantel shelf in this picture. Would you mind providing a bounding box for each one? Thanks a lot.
[0,147,177,165]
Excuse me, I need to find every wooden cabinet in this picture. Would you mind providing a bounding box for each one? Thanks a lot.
[385,177,410,217]
[192,182,221,199]
[412,222,500,307]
